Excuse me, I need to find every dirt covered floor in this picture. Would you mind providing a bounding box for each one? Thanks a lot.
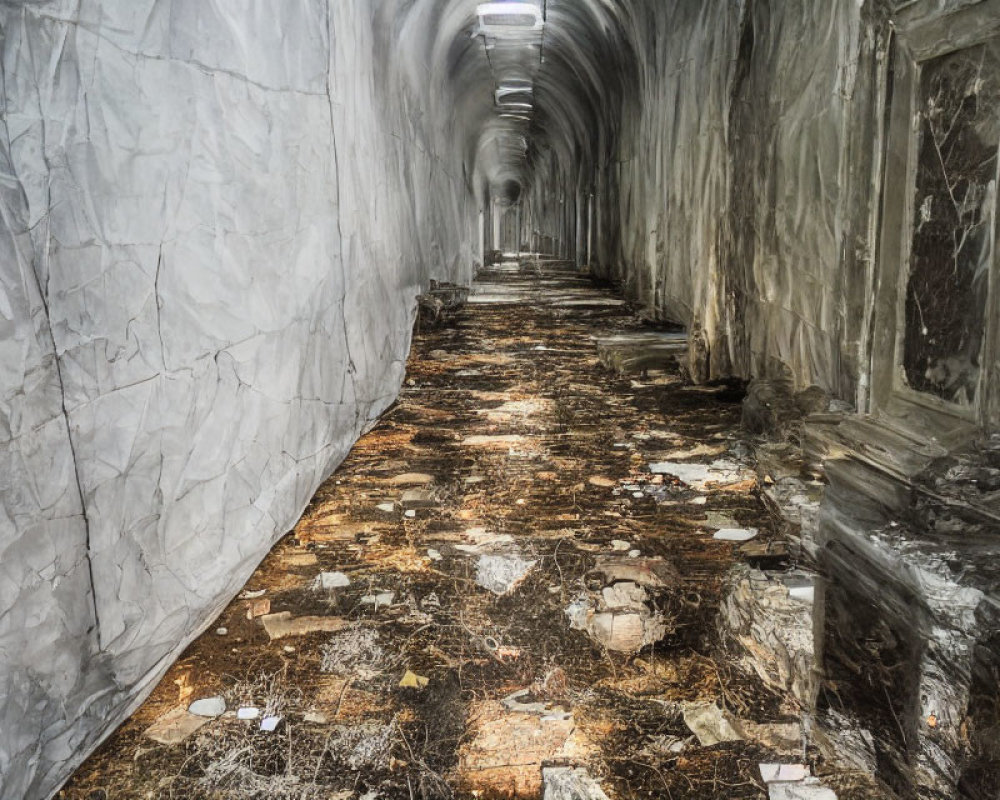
[62,260,877,800]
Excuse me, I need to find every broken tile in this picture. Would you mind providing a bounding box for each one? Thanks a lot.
[457,701,589,796]
[143,707,210,745]
[261,612,347,640]
[681,701,744,746]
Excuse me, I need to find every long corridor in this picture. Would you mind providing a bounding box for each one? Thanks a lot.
[63,260,862,800]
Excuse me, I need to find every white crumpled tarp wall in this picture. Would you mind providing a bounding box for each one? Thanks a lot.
[597,0,883,398]
[0,2,476,797]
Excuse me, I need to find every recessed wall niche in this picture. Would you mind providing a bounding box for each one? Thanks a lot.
[902,40,999,407]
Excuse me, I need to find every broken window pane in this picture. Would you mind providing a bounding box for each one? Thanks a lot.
[902,41,999,407]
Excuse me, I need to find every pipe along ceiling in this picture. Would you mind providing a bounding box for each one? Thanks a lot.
[394,0,639,206]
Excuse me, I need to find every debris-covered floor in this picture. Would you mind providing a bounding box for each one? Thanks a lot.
[63,259,878,800]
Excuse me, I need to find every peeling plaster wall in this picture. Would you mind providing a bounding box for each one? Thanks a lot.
[0,2,476,797]
[588,0,890,398]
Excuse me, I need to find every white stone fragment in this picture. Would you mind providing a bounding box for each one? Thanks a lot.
[768,779,837,800]
[760,763,811,783]
[360,592,396,609]
[260,715,282,732]
[237,707,260,720]
[315,571,351,590]
[713,528,759,542]
[188,697,226,718]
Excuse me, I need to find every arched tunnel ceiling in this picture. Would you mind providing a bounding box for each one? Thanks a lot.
[399,0,640,204]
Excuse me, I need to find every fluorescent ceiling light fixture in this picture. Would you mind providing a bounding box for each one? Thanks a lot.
[495,85,533,104]
[500,113,531,121]
[475,2,544,39]
[476,2,543,29]
[497,101,533,110]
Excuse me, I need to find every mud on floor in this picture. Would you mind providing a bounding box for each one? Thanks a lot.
[62,262,876,800]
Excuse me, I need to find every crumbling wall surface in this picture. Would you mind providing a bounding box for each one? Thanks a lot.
[610,0,886,397]
[0,2,475,797]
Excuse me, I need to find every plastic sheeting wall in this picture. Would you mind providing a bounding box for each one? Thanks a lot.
[0,3,476,797]
[580,0,890,400]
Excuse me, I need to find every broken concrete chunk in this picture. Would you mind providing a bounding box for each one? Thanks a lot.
[476,554,537,595]
[401,488,437,508]
[261,612,347,640]
[543,767,611,800]
[246,597,271,619]
[703,511,741,530]
[719,565,820,707]
[610,539,631,552]
[589,611,657,652]
[187,696,226,718]
[681,701,744,746]
[427,548,443,561]
[601,581,648,610]
[648,459,755,491]
[144,707,210,745]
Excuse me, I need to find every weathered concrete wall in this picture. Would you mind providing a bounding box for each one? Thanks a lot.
[0,2,476,797]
